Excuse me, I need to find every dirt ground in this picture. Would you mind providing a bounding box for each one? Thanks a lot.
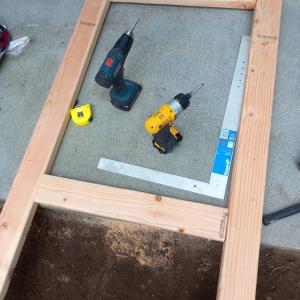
[2,207,300,300]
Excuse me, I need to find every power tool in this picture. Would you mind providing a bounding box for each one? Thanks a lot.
[95,18,142,111]
[145,83,205,154]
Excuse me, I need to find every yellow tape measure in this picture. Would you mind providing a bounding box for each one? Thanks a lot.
[70,104,93,126]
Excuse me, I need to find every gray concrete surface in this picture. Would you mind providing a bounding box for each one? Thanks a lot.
[52,4,252,207]
[0,0,83,199]
[0,0,300,250]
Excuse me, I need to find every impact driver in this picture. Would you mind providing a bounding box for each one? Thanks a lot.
[95,18,142,111]
[145,83,205,154]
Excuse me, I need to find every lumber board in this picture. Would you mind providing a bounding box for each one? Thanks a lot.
[111,0,256,9]
[217,0,282,299]
[0,0,110,298]
[34,175,229,242]
[0,0,281,297]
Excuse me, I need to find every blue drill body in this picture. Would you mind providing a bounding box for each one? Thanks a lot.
[95,20,142,111]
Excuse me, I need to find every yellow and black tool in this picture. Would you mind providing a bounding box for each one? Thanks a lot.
[70,104,93,127]
[145,83,204,154]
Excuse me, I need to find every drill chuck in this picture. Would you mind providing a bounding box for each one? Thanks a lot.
[168,93,192,115]
[167,83,205,114]
[174,93,192,111]
[113,33,134,59]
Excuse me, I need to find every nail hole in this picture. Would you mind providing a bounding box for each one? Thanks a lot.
[155,195,162,202]
[178,227,185,234]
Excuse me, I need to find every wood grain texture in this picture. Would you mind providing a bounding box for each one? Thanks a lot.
[35,175,228,242]
[111,0,256,9]
[0,1,110,298]
[217,0,282,299]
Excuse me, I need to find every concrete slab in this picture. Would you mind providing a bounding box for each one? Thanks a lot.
[0,1,299,250]
[51,3,252,208]
[0,0,83,199]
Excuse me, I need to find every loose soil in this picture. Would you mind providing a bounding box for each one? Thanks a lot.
[1,207,299,300]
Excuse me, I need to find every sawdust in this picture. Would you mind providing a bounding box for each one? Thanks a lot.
[48,226,72,240]
[105,221,177,269]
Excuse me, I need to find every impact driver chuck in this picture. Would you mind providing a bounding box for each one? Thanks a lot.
[145,83,205,154]
[95,18,142,111]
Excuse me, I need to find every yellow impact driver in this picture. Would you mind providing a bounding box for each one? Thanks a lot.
[145,83,204,154]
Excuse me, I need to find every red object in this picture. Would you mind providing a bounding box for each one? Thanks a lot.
[105,57,113,67]
[0,25,10,54]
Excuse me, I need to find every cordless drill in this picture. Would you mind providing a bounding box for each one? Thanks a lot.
[95,18,142,111]
[145,84,205,154]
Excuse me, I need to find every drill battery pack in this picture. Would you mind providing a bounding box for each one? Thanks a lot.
[152,125,182,154]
